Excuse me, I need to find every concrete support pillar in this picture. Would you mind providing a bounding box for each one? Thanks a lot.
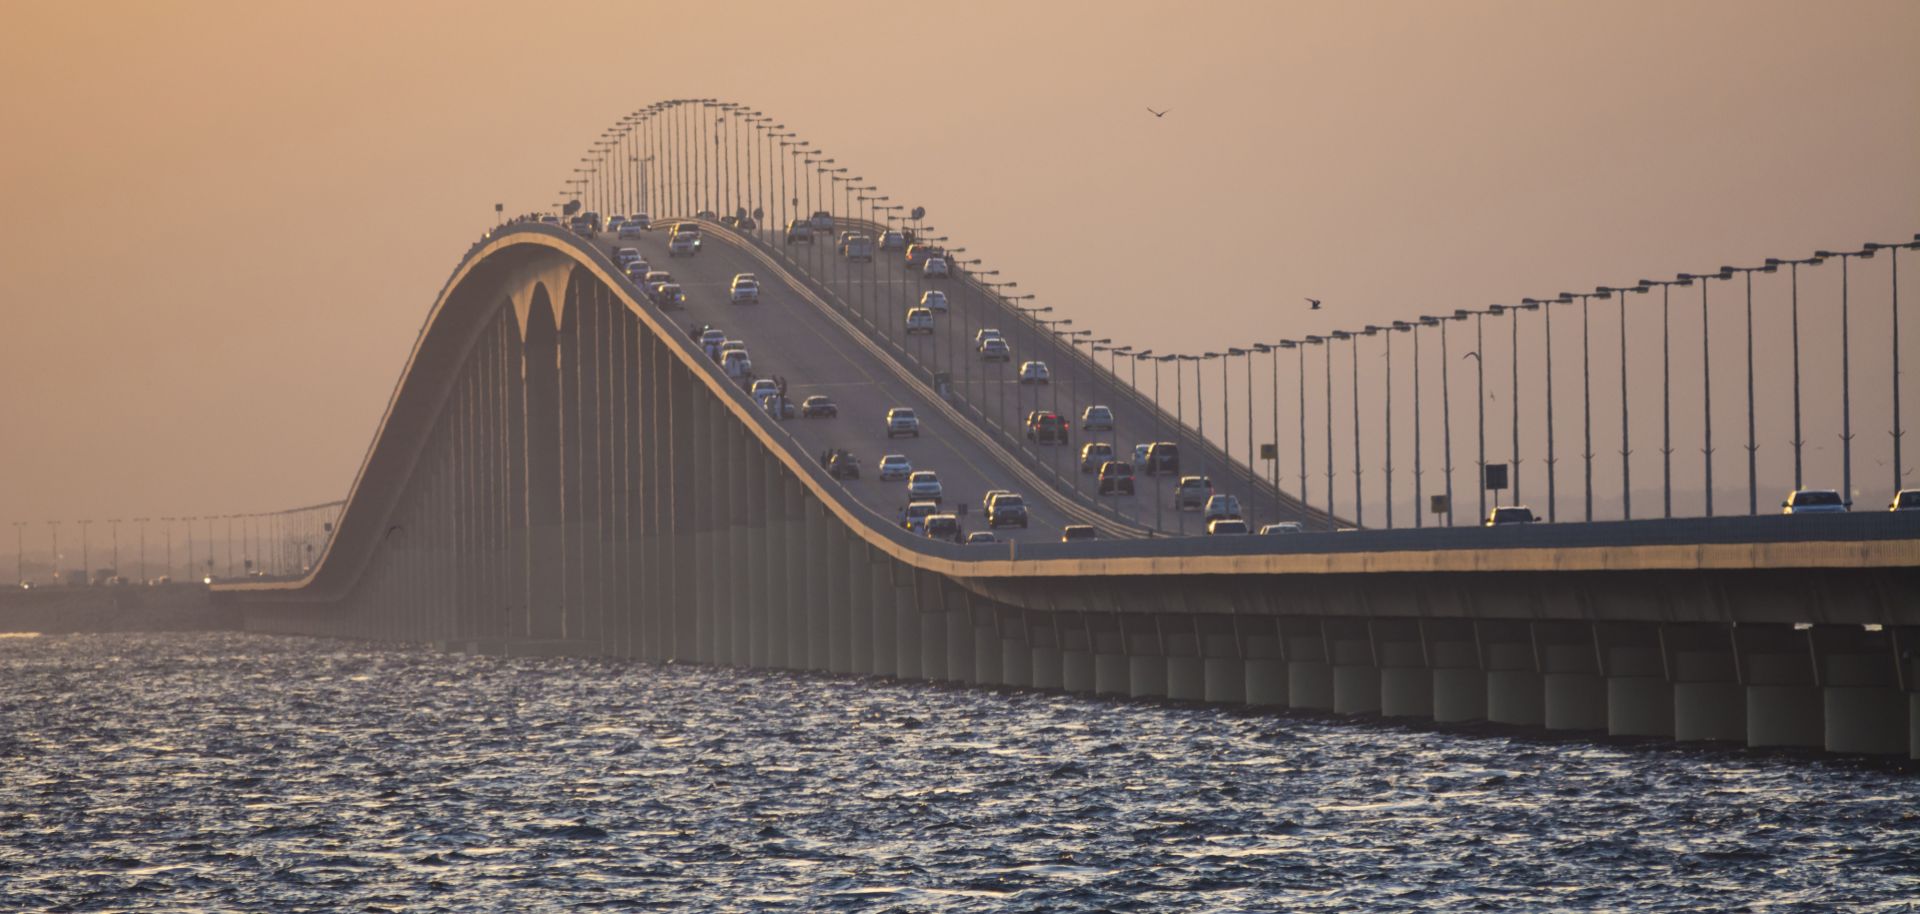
[1483,632,1542,727]
[1242,619,1287,707]
[1126,617,1168,699]
[1598,629,1673,738]
[997,609,1032,689]
[1285,627,1333,712]
[971,604,1003,687]
[1819,628,1907,755]
[1163,620,1205,702]
[866,550,899,677]
[916,571,947,681]
[1025,614,1060,691]
[943,590,973,684]
[780,477,806,670]
[1329,624,1380,716]
[1092,622,1128,697]
[1745,649,1822,749]
[1059,615,1094,694]
[1202,629,1245,705]
[1538,632,1606,732]
[827,515,854,675]
[895,567,924,680]
[1376,629,1431,719]
[804,500,830,672]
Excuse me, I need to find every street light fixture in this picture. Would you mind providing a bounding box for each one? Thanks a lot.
[1677,268,1734,515]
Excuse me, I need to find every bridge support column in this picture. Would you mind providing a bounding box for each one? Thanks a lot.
[885,558,919,680]
[825,505,852,676]
[912,570,941,681]
[1201,619,1245,705]
[1430,622,1485,723]
[997,607,1032,689]
[1092,617,1128,697]
[1244,618,1288,707]
[1816,625,1907,756]
[1162,616,1204,701]
[835,520,869,676]
[1329,621,1380,716]
[1027,612,1062,691]
[1127,615,1168,699]
[866,543,896,678]
[1483,623,1543,727]
[1284,621,1333,712]
[1669,623,1746,742]
[1741,625,1822,749]
[969,597,1002,687]
[942,581,972,684]
[1375,621,1431,719]
[1597,624,1673,737]
[804,499,830,673]
[741,436,766,668]
[1538,623,1606,732]
[1060,615,1096,694]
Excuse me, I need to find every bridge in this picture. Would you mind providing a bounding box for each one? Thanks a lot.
[223,99,1920,761]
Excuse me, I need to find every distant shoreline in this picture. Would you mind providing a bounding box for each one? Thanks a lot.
[0,585,240,634]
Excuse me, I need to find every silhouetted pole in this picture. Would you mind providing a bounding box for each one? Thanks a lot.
[1296,341,1310,511]
[1565,292,1599,522]
[1677,270,1729,516]
[1599,285,1645,519]
[1317,335,1335,519]
[1456,310,1486,520]
[1413,319,1435,527]
[1524,297,1561,521]
[1379,325,1396,528]
[1865,236,1919,495]
[1720,265,1774,514]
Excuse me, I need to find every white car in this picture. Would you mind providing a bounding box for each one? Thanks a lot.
[1781,489,1848,515]
[1207,518,1250,535]
[980,338,1012,362]
[613,247,642,267]
[886,407,919,438]
[879,229,906,251]
[1018,361,1051,385]
[667,231,700,257]
[730,274,760,304]
[975,328,1003,348]
[1258,522,1304,535]
[721,350,752,379]
[905,307,935,335]
[1484,505,1539,526]
[907,470,944,503]
[922,256,949,278]
[749,379,778,399]
[877,454,913,481]
[901,500,939,535]
[1132,443,1152,467]
[920,290,948,313]
[1082,405,1113,430]
[1891,489,1920,511]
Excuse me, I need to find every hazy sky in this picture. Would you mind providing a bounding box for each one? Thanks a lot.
[2,0,1916,553]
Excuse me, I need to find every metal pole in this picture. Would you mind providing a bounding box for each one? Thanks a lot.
[1842,253,1855,505]
[1350,334,1363,527]
[1297,346,1308,511]
[1619,290,1634,520]
[1544,298,1558,522]
[1700,275,1715,516]
[1582,294,1594,522]
[1474,313,1487,520]
[1413,324,1425,527]
[1324,341,1335,520]
[1384,329,1394,529]
[1440,321,1455,527]
[1662,283,1674,517]
[1509,308,1520,505]
[1744,269,1758,514]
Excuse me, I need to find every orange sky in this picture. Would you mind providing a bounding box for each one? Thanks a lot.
[1,0,1916,549]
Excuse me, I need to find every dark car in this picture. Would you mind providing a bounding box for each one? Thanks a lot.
[986,493,1028,529]
[1060,525,1097,543]
[801,395,838,419]
[1144,441,1181,476]
[785,219,812,243]
[820,448,860,480]
[1025,411,1069,445]
[1097,460,1135,495]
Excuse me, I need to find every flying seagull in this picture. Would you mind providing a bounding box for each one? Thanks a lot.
[1147,107,1170,118]
[1305,297,1322,310]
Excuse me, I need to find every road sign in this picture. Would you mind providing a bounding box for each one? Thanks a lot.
[1259,443,1277,460]
[1483,463,1509,491]
[1430,495,1449,515]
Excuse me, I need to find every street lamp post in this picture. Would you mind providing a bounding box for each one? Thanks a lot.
[1412,320,1437,527]
[1718,265,1776,514]
[1762,257,1819,489]
[1437,317,1460,526]
[1316,335,1337,520]
[1374,325,1395,528]
[1863,235,1920,496]
[1638,277,1690,516]
[1455,310,1487,520]
[1812,248,1873,506]
[1597,286,1644,519]
[1677,269,1732,515]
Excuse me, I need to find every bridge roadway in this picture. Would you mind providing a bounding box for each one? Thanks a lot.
[746,220,1336,533]
[598,223,1142,543]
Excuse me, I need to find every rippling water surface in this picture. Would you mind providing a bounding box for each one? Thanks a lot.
[2,632,1916,912]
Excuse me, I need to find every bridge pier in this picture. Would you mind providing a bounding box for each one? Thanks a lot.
[1127,615,1168,699]
[1375,621,1431,719]
[1669,623,1746,742]
[1329,621,1380,716]
[1740,625,1822,749]
[1817,626,1907,755]
[1285,621,1333,712]
[1027,613,1064,691]
[1092,616,1128,696]
[891,563,922,680]
[997,607,1033,689]
[1058,614,1095,694]
[1164,616,1205,701]
[866,544,896,677]
[1482,622,1544,727]
[1201,619,1245,705]
[1537,623,1606,732]
[1243,619,1289,707]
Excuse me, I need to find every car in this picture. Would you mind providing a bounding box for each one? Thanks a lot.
[625,260,653,282]
[922,256,949,278]
[721,350,752,379]
[1891,489,1920,511]
[801,395,838,419]
[608,214,626,230]
[877,454,913,481]
[1079,442,1114,473]
[1203,494,1243,523]
[694,210,717,220]
[974,328,1004,348]
[920,290,948,313]
[581,211,602,232]
[1258,522,1304,535]
[1025,411,1069,445]
[643,269,674,290]
[730,274,760,304]
[626,213,651,232]
[886,407,920,438]
[1174,475,1213,510]
[1145,442,1182,476]
[652,282,686,308]
[785,219,813,243]
[612,246,643,267]
[667,233,700,257]
[810,210,835,232]
[757,392,796,419]
[699,327,726,353]
[982,489,1011,509]
[980,338,1012,362]
[1132,443,1153,468]
[842,234,875,261]
[1781,489,1848,515]
[901,500,939,535]
[923,514,961,542]
[907,470,944,503]
[720,340,748,359]
[906,243,945,267]
[1485,505,1539,526]
[1082,405,1115,431]
[1207,518,1251,535]
[986,493,1029,528]
[905,307,935,335]
[820,448,860,480]
[749,378,778,399]
[1097,460,1136,495]
[1018,361,1051,385]
[1060,525,1097,543]
[569,215,594,235]
[964,531,998,544]
[879,230,907,251]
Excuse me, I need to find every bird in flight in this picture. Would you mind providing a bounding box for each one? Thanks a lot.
[1147,107,1170,118]
[1305,297,1322,310]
